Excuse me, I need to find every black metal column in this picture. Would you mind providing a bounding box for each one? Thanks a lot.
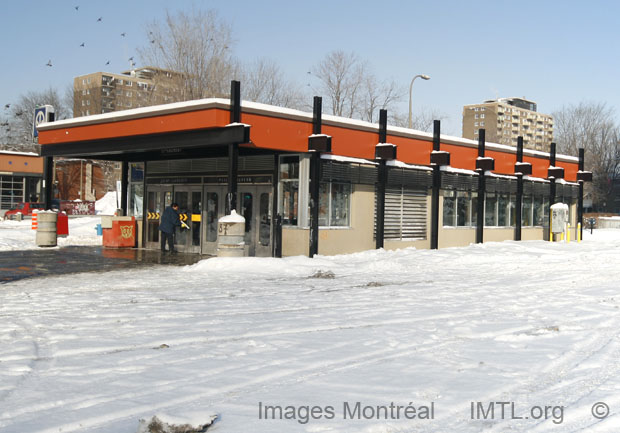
[476,130,486,244]
[226,80,241,214]
[272,153,282,258]
[43,156,54,210]
[141,160,148,247]
[309,96,322,257]
[578,147,585,240]
[515,137,524,241]
[430,120,441,250]
[120,160,129,216]
[375,109,388,250]
[548,142,557,239]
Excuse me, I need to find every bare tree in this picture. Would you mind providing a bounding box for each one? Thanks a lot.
[1,87,71,152]
[360,75,402,123]
[311,50,367,118]
[554,102,620,211]
[138,8,238,101]
[391,108,448,133]
[311,50,404,123]
[239,58,304,109]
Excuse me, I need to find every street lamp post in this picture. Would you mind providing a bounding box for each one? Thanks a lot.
[408,74,430,129]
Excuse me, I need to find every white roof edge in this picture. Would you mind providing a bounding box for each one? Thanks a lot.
[36,98,578,163]
[0,150,40,157]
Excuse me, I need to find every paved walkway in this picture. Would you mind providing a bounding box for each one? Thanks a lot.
[0,247,204,284]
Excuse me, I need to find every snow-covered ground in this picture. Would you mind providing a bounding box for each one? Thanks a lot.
[0,216,101,251]
[1,221,620,433]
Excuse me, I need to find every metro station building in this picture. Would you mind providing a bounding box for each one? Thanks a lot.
[37,83,587,257]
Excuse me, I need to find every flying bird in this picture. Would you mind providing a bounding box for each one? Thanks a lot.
[150,39,155,44]
[121,32,126,37]
[74,5,79,11]
[4,104,9,109]
[97,17,102,22]
[80,42,85,47]
[128,56,134,61]
[105,60,110,65]
[46,60,52,67]
[15,111,23,117]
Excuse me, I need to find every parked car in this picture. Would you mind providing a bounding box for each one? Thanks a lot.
[4,202,45,219]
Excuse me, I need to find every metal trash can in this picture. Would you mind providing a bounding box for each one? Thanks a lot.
[217,210,246,257]
[36,211,58,247]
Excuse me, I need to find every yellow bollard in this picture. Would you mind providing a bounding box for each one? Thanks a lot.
[549,213,553,242]
[578,222,582,243]
[567,223,571,243]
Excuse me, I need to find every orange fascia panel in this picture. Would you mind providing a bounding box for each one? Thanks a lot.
[441,143,477,170]
[39,108,230,145]
[485,150,516,174]
[556,160,578,182]
[240,112,312,153]
[521,155,546,178]
[321,124,378,160]
[388,135,432,165]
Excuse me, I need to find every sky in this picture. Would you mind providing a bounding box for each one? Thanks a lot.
[2,0,620,136]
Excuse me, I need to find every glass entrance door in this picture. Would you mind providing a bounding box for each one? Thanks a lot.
[202,185,226,255]
[238,186,272,257]
[173,186,202,253]
[146,185,172,249]
[202,185,272,257]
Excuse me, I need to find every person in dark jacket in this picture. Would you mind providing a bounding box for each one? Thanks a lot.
[159,203,181,253]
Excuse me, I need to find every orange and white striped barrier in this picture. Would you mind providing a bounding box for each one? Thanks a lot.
[32,210,38,230]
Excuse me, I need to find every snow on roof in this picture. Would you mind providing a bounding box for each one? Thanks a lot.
[321,154,377,165]
[387,160,433,171]
[440,166,478,176]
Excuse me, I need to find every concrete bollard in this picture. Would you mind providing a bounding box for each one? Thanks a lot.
[217,210,246,257]
[36,211,58,247]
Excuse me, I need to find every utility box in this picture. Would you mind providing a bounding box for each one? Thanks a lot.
[217,210,245,257]
[551,203,569,234]
[102,216,136,248]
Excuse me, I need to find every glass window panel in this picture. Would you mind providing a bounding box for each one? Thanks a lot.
[457,191,472,227]
[533,196,544,226]
[192,191,201,246]
[281,181,298,225]
[485,192,497,226]
[330,183,350,226]
[241,193,253,234]
[498,193,509,226]
[443,190,456,226]
[522,196,533,226]
[318,183,329,226]
[206,192,218,242]
[259,192,270,246]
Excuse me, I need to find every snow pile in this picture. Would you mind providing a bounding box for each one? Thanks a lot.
[95,191,119,215]
[218,209,245,223]
[137,414,217,433]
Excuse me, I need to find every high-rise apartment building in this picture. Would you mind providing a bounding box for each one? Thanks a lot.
[73,67,184,117]
[462,97,553,152]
